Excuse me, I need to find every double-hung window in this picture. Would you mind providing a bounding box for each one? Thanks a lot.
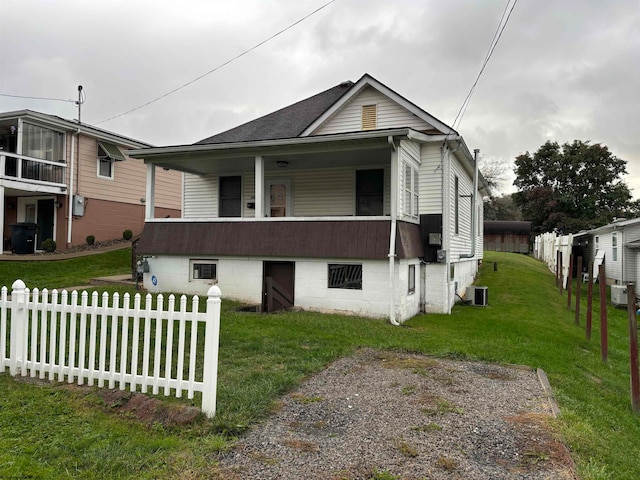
[402,162,419,218]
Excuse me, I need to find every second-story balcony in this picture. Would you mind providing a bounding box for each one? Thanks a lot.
[0,152,67,194]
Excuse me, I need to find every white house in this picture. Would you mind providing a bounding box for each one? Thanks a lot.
[581,218,640,285]
[129,74,490,323]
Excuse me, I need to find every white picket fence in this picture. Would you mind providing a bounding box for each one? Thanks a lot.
[0,280,221,418]
[534,232,574,287]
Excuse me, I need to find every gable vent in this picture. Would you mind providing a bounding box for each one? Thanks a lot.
[361,104,377,130]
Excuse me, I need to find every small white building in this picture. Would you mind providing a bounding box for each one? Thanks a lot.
[130,74,490,323]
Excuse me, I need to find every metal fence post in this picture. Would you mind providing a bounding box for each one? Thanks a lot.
[201,285,222,418]
[627,283,640,413]
[9,279,27,376]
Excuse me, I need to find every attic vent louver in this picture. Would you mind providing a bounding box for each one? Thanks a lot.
[361,104,377,130]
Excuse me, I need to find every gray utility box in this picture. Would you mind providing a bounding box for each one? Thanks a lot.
[73,195,85,216]
[465,286,488,306]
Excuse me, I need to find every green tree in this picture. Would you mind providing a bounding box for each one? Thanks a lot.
[513,140,638,234]
[484,193,522,221]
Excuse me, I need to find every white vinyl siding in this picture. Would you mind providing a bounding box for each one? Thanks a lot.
[418,143,442,214]
[598,233,619,281]
[184,167,391,218]
[267,167,390,217]
[183,173,218,217]
[448,154,475,260]
[312,86,434,135]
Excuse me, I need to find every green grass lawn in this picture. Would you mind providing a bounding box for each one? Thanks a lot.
[0,248,131,290]
[0,250,639,479]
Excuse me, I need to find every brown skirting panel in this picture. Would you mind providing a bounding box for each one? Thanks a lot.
[137,220,424,260]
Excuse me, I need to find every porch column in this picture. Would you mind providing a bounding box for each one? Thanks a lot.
[254,155,264,218]
[0,186,4,255]
[145,163,156,219]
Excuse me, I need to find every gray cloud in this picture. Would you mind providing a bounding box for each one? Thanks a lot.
[1,0,638,196]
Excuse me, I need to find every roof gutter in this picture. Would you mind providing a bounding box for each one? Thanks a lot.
[128,128,422,158]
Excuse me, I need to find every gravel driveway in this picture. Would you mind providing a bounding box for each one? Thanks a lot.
[216,349,576,479]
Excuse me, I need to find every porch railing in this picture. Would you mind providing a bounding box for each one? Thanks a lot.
[0,153,67,186]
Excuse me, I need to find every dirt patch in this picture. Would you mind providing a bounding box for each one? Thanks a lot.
[12,375,201,428]
[95,389,201,427]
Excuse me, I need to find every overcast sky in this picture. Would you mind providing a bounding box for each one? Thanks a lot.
[1,0,638,196]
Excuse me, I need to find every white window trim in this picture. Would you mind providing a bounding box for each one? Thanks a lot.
[265,178,292,218]
[189,259,218,283]
[353,167,386,216]
[97,156,115,180]
[402,161,419,219]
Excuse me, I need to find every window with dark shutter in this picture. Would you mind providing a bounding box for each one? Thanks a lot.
[219,175,242,217]
[356,169,384,216]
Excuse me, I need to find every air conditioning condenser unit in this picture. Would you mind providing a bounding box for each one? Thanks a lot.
[465,286,488,306]
[610,285,627,307]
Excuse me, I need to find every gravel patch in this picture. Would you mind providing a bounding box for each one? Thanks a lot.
[217,349,576,479]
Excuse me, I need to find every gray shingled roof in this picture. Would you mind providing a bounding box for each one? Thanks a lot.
[196,81,353,144]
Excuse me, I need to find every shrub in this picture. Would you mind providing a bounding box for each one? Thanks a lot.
[86,235,95,246]
[122,229,133,240]
[41,238,57,253]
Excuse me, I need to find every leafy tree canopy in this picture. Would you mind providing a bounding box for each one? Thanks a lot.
[484,193,522,221]
[513,140,639,234]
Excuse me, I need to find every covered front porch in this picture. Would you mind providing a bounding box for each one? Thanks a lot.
[135,129,426,224]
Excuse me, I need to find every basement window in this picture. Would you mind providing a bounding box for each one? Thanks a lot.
[328,264,362,290]
[408,265,416,294]
[361,104,377,130]
[190,260,217,282]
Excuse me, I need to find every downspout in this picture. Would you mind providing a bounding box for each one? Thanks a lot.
[460,148,479,259]
[67,130,78,245]
[388,136,400,326]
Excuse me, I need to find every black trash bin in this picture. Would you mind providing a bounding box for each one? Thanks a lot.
[10,223,38,254]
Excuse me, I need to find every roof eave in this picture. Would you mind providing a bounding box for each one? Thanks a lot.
[128,128,425,159]
[0,109,153,148]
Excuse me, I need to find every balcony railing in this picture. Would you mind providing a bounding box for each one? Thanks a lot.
[0,152,67,187]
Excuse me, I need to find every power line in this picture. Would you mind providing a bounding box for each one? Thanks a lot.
[451,0,518,131]
[0,92,76,103]
[96,0,337,125]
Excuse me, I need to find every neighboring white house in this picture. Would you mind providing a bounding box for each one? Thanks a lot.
[129,74,490,323]
[579,218,640,285]
[535,217,640,288]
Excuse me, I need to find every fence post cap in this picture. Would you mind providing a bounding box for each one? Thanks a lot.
[207,285,222,298]
[11,279,26,290]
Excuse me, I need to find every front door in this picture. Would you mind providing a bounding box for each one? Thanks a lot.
[266,180,291,217]
[17,197,55,250]
[36,199,55,249]
[263,261,295,312]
